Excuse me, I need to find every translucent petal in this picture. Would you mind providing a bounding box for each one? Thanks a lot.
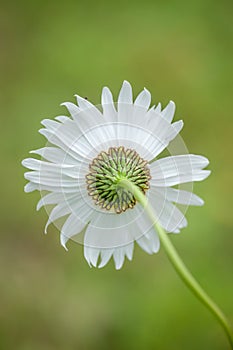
[152,187,204,206]
[60,213,88,250]
[134,88,151,110]
[161,101,176,123]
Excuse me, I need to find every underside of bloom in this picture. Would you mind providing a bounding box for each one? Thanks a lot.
[22,80,210,270]
[86,146,151,213]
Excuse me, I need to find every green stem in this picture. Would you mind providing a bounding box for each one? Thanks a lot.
[119,179,233,349]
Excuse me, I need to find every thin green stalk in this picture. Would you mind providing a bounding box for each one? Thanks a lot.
[119,179,233,349]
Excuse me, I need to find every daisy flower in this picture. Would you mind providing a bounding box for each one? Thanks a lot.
[22,81,210,269]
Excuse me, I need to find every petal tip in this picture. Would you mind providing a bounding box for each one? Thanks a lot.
[61,240,68,252]
[36,203,41,211]
[123,79,130,85]
[199,199,205,206]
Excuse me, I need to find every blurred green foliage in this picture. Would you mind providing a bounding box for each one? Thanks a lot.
[0,0,233,349]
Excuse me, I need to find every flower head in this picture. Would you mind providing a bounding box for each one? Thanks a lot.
[22,81,210,269]
[86,146,151,213]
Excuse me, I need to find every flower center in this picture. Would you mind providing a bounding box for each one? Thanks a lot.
[86,146,151,214]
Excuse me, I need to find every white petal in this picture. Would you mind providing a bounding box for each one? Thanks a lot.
[24,182,38,193]
[107,124,154,159]
[84,246,100,267]
[154,103,161,113]
[40,119,92,160]
[41,118,61,131]
[117,81,134,123]
[60,213,87,250]
[149,190,188,232]
[124,242,134,261]
[30,147,76,164]
[136,228,160,254]
[24,182,78,194]
[112,244,134,269]
[75,94,103,119]
[78,122,116,151]
[101,86,114,105]
[151,170,211,187]
[45,195,90,233]
[136,235,153,254]
[83,202,159,268]
[37,192,69,211]
[113,248,125,270]
[141,115,184,160]
[118,80,133,104]
[98,249,114,268]
[165,120,183,141]
[85,205,155,249]
[38,129,86,162]
[153,187,204,206]
[144,228,160,253]
[161,202,187,232]
[61,102,80,119]
[161,101,176,123]
[150,155,210,184]
[45,202,70,233]
[22,158,75,171]
[101,86,117,122]
[84,211,135,249]
[96,244,134,269]
[24,171,79,187]
[134,88,151,110]
[55,115,70,123]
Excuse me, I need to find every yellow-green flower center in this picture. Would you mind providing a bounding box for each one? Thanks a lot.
[86,146,151,214]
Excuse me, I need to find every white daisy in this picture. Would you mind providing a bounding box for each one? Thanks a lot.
[22,81,210,270]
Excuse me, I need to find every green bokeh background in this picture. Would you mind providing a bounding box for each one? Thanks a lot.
[1,0,233,349]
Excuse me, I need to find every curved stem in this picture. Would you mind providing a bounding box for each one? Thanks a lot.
[119,179,233,349]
